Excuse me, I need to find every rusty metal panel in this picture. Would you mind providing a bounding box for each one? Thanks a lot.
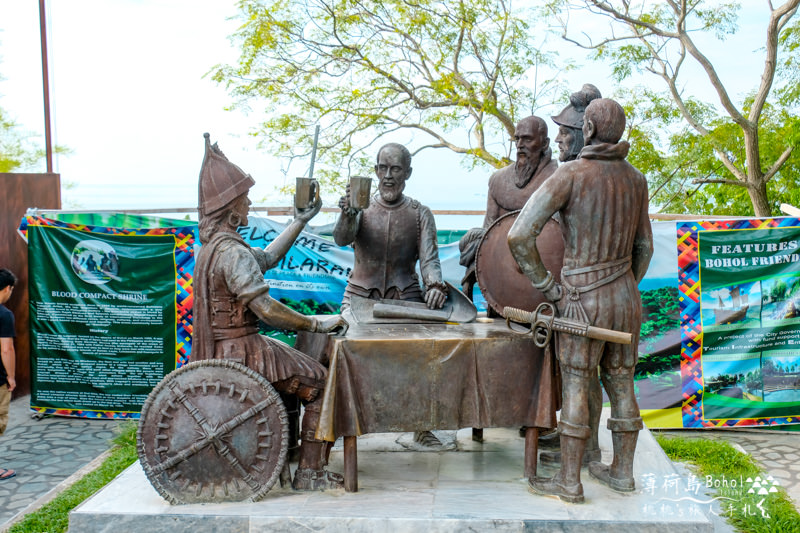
[0,173,61,397]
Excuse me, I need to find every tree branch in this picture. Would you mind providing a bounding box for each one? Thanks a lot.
[691,177,746,187]
[762,145,794,183]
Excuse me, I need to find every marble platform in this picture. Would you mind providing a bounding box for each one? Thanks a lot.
[70,421,721,532]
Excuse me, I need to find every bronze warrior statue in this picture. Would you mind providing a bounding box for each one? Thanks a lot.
[538,84,604,467]
[458,115,557,300]
[193,133,348,491]
[333,142,447,446]
[508,99,653,503]
[552,84,602,164]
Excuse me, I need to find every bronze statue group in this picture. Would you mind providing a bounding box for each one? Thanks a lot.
[191,86,653,504]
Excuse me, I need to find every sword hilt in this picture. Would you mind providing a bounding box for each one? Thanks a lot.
[504,303,556,348]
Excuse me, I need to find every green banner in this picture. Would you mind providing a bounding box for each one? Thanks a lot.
[699,227,800,290]
[28,226,178,414]
[696,224,800,422]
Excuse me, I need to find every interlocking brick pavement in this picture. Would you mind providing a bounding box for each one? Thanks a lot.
[1,394,798,531]
[0,396,123,530]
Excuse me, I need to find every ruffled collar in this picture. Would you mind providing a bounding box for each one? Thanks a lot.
[578,141,630,161]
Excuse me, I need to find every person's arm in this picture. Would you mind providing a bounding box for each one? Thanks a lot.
[332,185,362,246]
[258,198,322,270]
[417,206,446,309]
[631,182,654,284]
[1,338,15,392]
[508,171,571,302]
[248,293,348,335]
[225,245,348,335]
[483,173,501,229]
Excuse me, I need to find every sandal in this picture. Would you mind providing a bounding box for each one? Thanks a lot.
[0,468,16,481]
[413,430,442,447]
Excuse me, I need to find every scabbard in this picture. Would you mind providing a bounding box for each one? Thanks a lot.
[503,306,632,345]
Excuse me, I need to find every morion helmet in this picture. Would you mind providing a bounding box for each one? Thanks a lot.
[198,132,255,216]
[551,84,602,129]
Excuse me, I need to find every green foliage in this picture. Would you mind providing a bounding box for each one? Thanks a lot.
[656,434,800,532]
[212,0,569,191]
[8,421,138,533]
[553,1,800,216]
[278,297,340,315]
[771,278,789,301]
[0,107,48,173]
[639,286,680,342]
[634,286,681,378]
[617,83,800,216]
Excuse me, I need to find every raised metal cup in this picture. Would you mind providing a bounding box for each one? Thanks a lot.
[295,177,320,210]
[349,176,372,210]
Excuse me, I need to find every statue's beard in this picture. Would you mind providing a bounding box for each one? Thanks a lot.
[379,181,405,203]
[514,157,537,188]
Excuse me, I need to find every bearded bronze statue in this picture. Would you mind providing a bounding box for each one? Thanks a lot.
[458,116,557,302]
[333,142,447,447]
[538,83,605,468]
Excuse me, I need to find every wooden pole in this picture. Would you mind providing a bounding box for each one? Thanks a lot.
[39,0,53,173]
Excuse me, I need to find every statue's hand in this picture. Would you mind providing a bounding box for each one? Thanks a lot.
[424,287,447,310]
[338,183,360,217]
[315,315,349,336]
[295,197,322,223]
[543,282,563,303]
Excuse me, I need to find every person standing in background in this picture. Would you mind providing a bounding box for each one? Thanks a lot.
[0,268,17,481]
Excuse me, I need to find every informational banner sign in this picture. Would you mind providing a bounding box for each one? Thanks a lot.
[21,212,800,428]
[679,217,800,428]
[21,214,195,418]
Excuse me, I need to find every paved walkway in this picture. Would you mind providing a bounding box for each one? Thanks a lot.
[0,396,123,530]
[0,395,798,531]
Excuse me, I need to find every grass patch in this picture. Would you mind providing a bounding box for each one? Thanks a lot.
[8,420,138,533]
[656,433,800,533]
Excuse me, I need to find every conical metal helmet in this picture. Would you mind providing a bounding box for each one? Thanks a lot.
[551,84,602,129]
[198,133,255,216]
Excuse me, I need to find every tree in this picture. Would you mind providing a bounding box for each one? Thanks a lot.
[0,106,47,172]
[771,278,788,301]
[548,1,800,216]
[0,62,68,173]
[211,0,566,190]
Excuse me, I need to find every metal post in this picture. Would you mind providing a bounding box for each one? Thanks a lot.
[308,124,320,179]
[39,0,53,173]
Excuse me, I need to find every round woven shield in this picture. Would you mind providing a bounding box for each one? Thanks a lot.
[475,210,565,316]
[137,359,288,504]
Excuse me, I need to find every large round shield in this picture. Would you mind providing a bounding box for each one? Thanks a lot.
[137,359,288,504]
[475,210,565,316]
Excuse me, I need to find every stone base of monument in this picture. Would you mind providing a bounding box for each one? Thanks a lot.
[70,415,721,532]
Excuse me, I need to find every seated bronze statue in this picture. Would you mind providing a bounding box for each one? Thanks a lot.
[193,133,348,491]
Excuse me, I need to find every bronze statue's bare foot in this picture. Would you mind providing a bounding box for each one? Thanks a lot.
[292,468,344,491]
[588,462,635,492]
[528,475,584,503]
[413,430,442,447]
[539,447,601,467]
